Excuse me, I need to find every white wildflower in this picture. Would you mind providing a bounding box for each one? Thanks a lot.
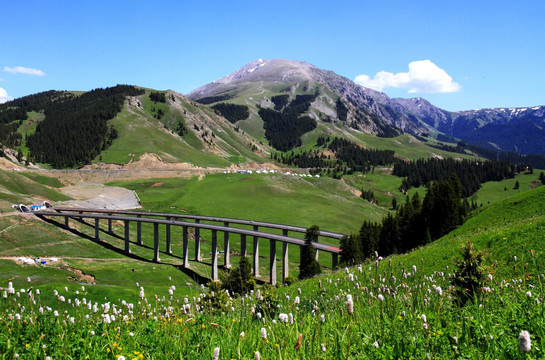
[212,347,220,360]
[346,297,354,315]
[519,330,531,353]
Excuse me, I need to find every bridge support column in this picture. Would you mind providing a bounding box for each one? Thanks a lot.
[270,239,277,285]
[224,222,230,268]
[137,215,142,245]
[107,213,113,234]
[240,234,247,257]
[153,223,160,262]
[282,229,289,283]
[194,220,202,262]
[182,226,189,268]
[94,218,100,241]
[331,252,338,269]
[211,230,218,281]
[124,220,130,254]
[166,217,172,255]
[253,225,259,277]
[65,216,69,229]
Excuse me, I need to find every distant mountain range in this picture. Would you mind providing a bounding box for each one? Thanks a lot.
[187,59,545,155]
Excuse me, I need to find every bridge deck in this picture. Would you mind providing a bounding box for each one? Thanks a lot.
[53,207,345,240]
[34,209,343,285]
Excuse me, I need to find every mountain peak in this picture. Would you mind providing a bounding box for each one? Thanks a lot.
[212,58,317,85]
[186,59,320,99]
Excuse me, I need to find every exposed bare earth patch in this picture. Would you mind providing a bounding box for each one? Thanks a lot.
[56,183,141,210]
[59,265,96,284]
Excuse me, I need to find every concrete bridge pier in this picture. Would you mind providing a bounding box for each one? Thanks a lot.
[253,225,259,277]
[165,217,172,255]
[124,220,130,254]
[332,253,339,269]
[107,213,113,234]
[240,234,247,256]
[194,219,202,262]
[270,239,277,285]
[224,222,230,268]
[211,230,218,281]
[282,229,289,283]
[182,226,189,268]
[137,215,143,245]
[153,223,160,262]
[94,218,100,241]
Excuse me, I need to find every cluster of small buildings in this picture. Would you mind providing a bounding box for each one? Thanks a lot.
[222,169,320,178]
[16,256,58,265]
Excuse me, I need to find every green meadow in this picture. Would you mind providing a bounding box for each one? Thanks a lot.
[1,184,544,358]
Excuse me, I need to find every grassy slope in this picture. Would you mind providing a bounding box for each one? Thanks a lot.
[472,169,544,206]
[108,173,384,233]
[100,100,230,167]
[16,111,44,157]
[100,91,266,167]
[383,183,545,280]
[0,170,70,210]
[1,174,544,359]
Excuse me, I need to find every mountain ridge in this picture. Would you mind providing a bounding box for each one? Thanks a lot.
[187,58,545,155]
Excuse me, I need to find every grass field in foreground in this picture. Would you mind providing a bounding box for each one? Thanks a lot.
[1,186,544,358]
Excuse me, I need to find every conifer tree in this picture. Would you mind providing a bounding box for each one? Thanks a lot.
[299,225,322,279]
[451,241,486,306]
[340,234,361,266]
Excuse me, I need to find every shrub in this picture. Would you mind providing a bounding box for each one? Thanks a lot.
[283,276,297,286]
[220,256,255,296]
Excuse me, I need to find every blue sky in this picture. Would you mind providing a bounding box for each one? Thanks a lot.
[1,0,544,111]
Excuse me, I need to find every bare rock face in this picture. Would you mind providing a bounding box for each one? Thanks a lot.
[127,96,142,109]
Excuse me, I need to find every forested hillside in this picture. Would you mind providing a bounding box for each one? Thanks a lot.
[26,85,144,168]
[0,90,69,150]
[341,174,469,264]
[258,93,319,151]
[393,158,518,196]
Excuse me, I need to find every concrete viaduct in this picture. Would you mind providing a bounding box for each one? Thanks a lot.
[35,208,343,285]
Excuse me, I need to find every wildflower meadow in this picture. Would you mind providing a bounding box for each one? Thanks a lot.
[1,246,543,359]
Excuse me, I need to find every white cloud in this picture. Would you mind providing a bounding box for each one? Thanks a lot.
[0,87,14,103]
[354,60,461,93]
[4,66,45,76]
